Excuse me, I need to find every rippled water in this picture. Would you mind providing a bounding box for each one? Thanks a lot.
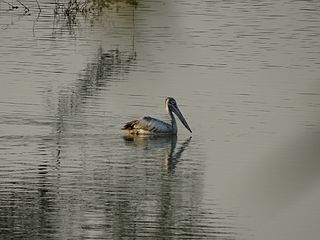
[1,0,320,239]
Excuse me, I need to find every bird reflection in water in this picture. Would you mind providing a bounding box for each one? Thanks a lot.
[123,135,192,174]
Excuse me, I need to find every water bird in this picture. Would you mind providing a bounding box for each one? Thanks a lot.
[122,97,192,136]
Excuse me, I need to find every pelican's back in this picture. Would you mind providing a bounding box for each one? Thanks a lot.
[122,116,173,135]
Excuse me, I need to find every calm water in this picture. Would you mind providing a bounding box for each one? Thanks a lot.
[1,0,320,239]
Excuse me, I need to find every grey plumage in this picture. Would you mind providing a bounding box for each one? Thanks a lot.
[122,97,192,136]
[122,116,172,135]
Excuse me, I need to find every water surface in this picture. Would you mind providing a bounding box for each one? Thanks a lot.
[1,0,320,239]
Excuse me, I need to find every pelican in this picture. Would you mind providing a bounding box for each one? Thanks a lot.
[122,97,192,135]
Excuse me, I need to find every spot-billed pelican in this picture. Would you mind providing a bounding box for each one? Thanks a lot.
[122,97,192,135]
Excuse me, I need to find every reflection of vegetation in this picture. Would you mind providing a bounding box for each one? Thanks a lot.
[56,47,136,117]
[1,0,136,32]
[54,0,137,35]
[54,0,137,17]
[85,0,137,13]
[1,0,136,17]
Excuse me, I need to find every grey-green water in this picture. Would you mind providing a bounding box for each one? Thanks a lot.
[1,0,320,239]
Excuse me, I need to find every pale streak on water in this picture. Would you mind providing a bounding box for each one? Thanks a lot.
[0,0,320,239]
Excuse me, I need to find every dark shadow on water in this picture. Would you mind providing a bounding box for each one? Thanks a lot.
[0,140,59,240]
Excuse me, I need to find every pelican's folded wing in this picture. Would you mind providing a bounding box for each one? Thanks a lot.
[122,116,171,133]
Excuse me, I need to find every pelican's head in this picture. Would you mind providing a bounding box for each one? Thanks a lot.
[165,97,192,133]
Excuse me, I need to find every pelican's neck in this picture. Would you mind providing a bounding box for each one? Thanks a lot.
[168,108,177,133]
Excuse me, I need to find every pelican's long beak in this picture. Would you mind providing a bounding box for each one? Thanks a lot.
[171,105,192,133]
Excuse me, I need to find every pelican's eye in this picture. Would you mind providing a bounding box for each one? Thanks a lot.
[170,100,177,106]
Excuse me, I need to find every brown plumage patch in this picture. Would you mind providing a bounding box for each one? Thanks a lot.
[121,120,139,130]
